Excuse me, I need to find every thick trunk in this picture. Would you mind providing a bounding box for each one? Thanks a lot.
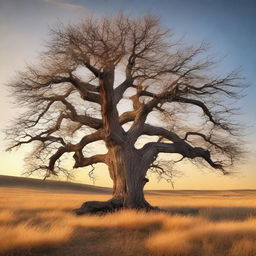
[108,145,151,209]
[75,145,156,214]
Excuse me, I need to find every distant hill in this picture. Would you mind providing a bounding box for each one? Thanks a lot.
[0,175,112,194]
[0,175,255,196]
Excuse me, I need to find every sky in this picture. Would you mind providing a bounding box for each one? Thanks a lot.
[0,0,255,190]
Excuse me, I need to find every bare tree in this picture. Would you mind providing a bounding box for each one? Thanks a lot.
[6,14,244,213]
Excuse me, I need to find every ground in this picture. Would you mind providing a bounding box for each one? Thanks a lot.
[0,175,256,256]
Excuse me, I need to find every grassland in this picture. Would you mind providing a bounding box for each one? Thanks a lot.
[0,175,256,256]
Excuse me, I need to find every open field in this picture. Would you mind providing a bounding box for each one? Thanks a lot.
[0,175,256,256]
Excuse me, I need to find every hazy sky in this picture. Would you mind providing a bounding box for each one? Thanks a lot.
[0,0,255,189]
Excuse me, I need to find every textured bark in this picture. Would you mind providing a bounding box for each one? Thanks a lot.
[75,144,155,214]
[75,196,123,215]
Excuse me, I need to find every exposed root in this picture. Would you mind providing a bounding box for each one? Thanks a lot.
[74,196,160,215]
[74,197,123,215]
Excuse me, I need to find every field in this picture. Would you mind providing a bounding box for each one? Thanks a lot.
[0,176,256,256]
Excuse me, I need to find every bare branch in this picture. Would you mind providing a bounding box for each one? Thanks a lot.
[143,141,224,171]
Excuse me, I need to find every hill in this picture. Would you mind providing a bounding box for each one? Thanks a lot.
[0,175,255,197]
[0,175,111,194]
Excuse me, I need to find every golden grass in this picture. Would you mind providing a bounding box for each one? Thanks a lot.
[0,187,256,256]
[147,218,256,256]
[67,209,167,230]
[0,210,14,223]
[0,222,72,254]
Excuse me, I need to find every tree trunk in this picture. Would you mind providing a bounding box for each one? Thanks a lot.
[75,145,155,215]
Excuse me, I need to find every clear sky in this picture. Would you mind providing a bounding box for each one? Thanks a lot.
[0,0,255,190]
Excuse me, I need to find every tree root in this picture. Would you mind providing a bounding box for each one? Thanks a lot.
[74,196,160,215]
[74,196,123,215]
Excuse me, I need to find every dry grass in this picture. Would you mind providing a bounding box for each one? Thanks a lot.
[147,217,256,256]
[0,222,72,254]
[0,186,256,256]
[0,210,14,223]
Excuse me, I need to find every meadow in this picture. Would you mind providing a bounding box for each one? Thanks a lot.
[0,176,256,256]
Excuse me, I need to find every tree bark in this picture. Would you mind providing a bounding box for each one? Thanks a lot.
[75,145,155,214]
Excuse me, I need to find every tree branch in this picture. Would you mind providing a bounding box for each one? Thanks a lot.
[172,96,224,127]
[142,124,183,143]
[184,131,223,150]
[48,130,104,172]
[143,141,224,170]
[83,62,102,78]
[60,98,102,129]
[73,154,107,168]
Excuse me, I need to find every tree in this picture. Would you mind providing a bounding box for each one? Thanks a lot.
[6,14,244,213]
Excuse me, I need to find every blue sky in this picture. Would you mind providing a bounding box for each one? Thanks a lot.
[0,0,255,189]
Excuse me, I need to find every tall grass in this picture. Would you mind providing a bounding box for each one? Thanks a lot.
[0,222,72,254]
[0,187,256,256]
[147,217,256,256]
